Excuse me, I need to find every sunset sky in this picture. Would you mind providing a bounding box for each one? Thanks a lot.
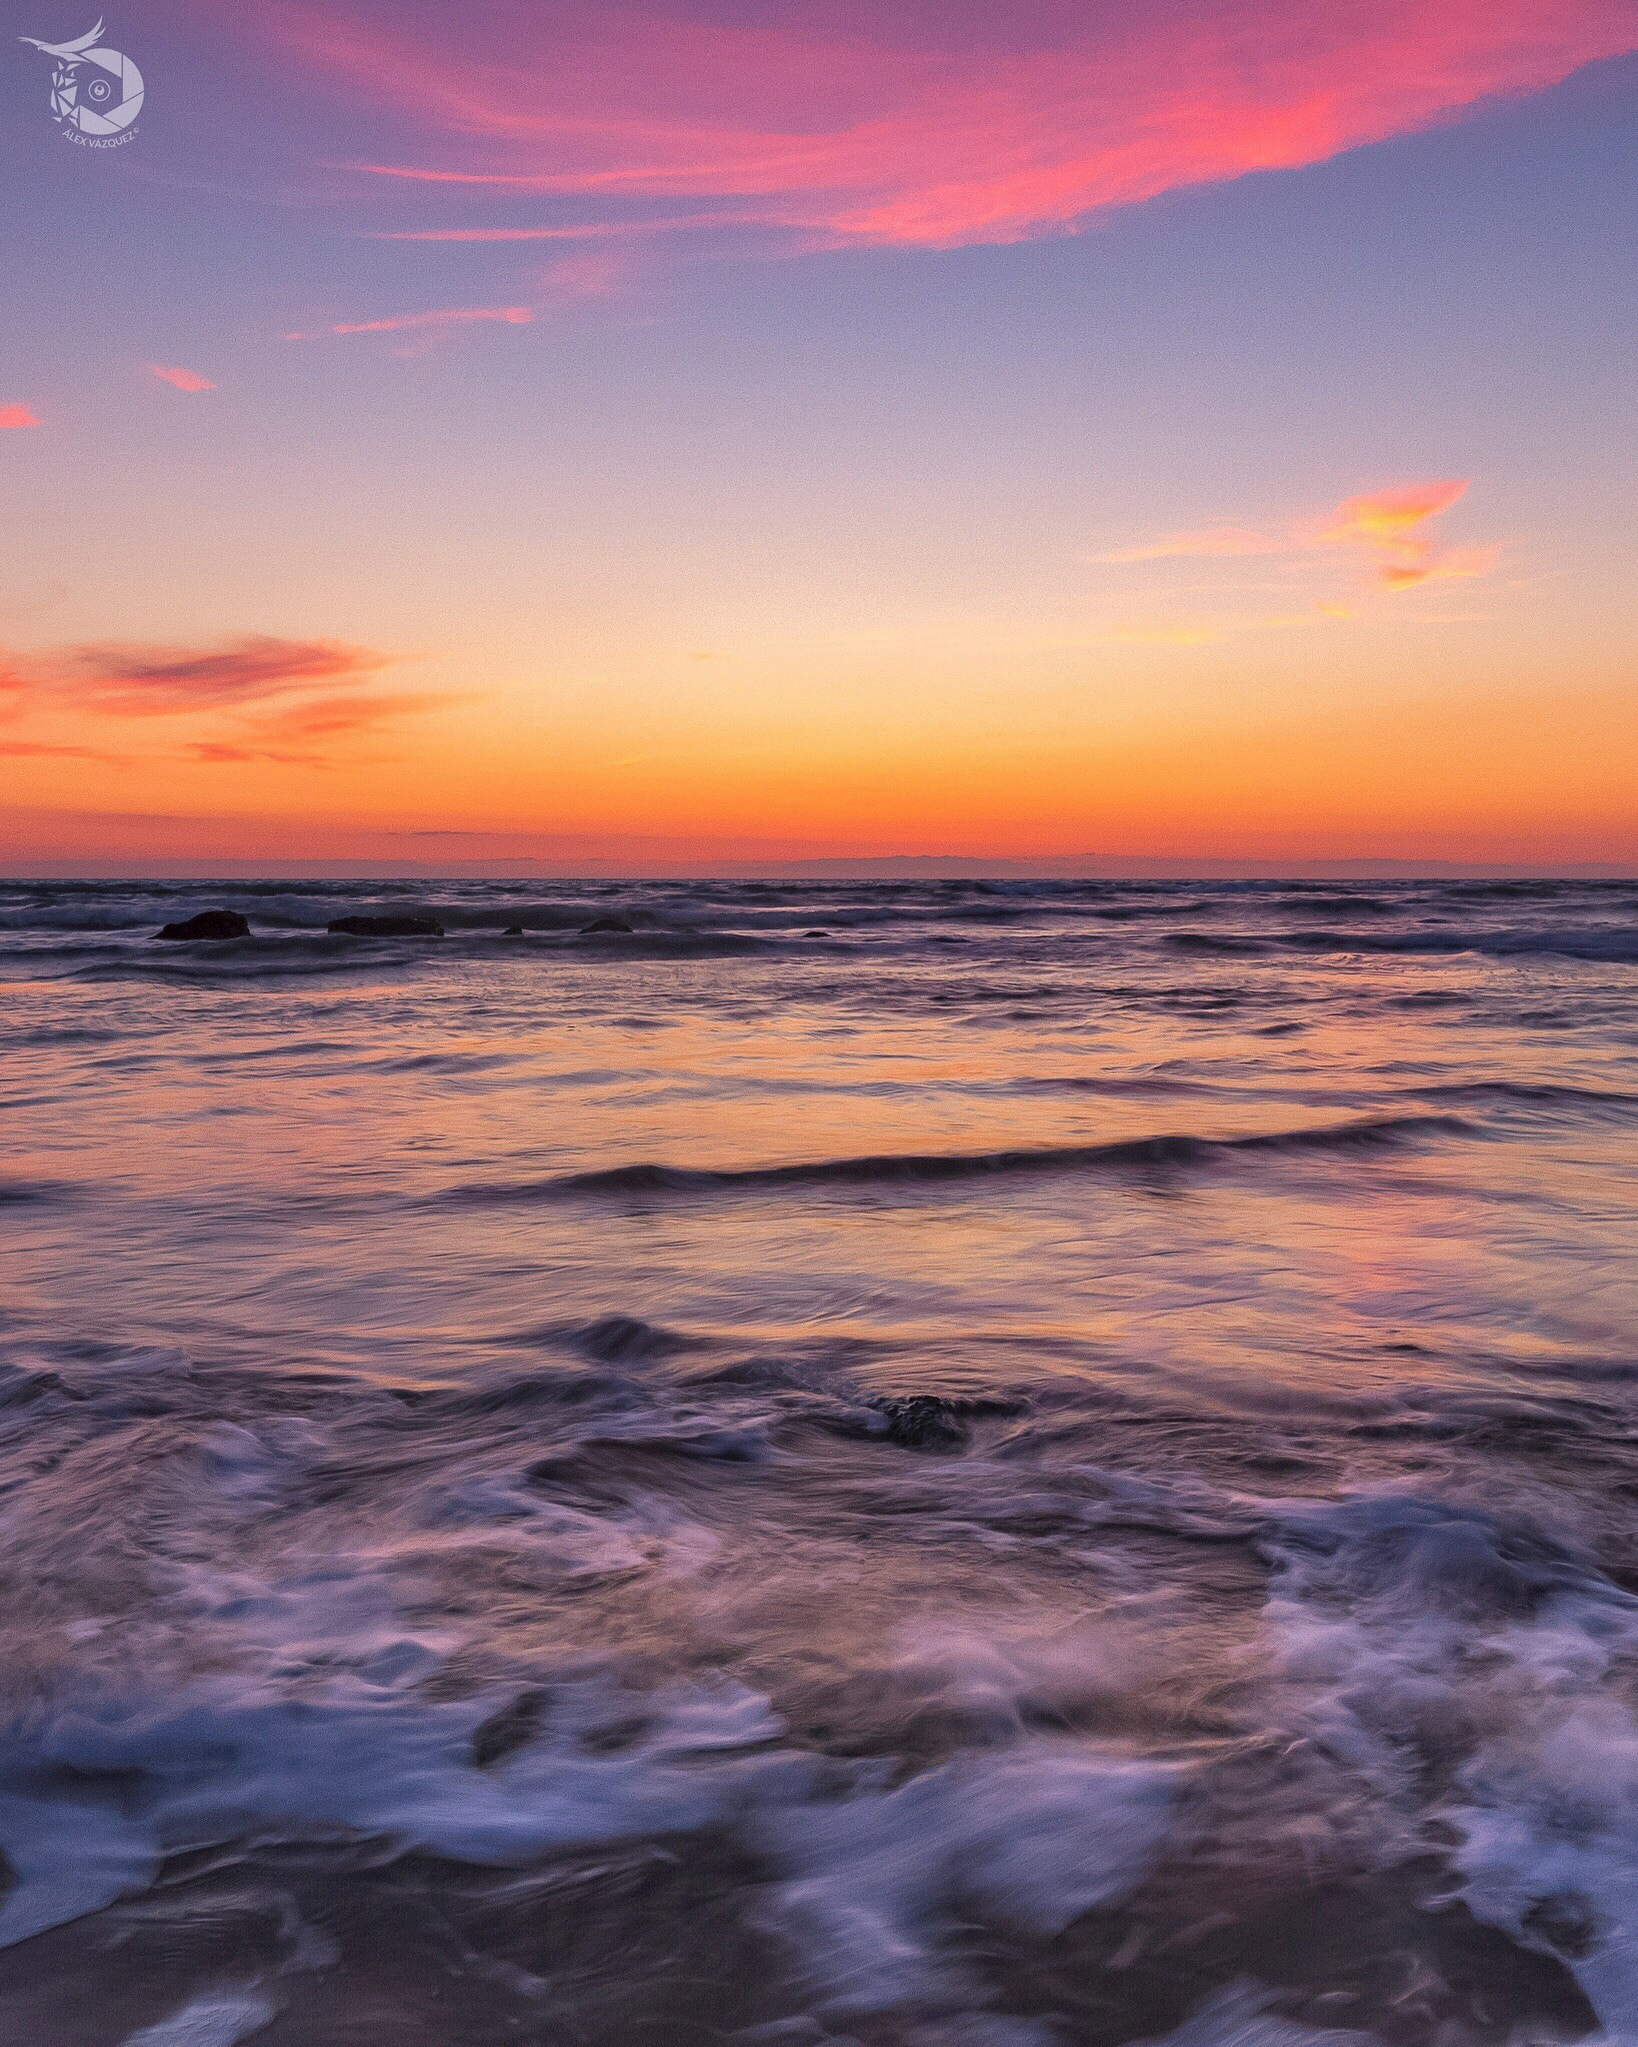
[2,0,1634,874]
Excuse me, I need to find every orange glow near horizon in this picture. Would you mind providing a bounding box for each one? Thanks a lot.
[2,617,1633,870]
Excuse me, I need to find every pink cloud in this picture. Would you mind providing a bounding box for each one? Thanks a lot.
[47,634,396,713]
[0,404,41,429]
[1098,527,1282,564]
[287,305,533,339]
[148,365,216,393]
[181,689,458,764]
[1375,544,1499,590]
[0,633,454,768]
[264,1,1638,249]
[1315,480,1487,588]
[1099,479,1496,604]
[1317,479,1470,546]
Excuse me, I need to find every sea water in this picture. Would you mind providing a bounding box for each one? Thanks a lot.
[0,877,1634,2045]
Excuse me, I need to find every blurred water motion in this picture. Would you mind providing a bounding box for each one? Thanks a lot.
[0,877,1635,2045]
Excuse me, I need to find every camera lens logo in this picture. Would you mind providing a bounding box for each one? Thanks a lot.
[20,18,144,139]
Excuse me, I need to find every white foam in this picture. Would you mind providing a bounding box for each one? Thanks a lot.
[1452,1678,1638,2042]
[757,1743,1174,2015]
[120,1984,277,2046]
[1132,1982,1382,2047]
[0,1786,158,1947]
[1260,1491,1638,2042]
[192,1419,322,1502]
[0,1670,794,1949]
[416,1475,653,1575]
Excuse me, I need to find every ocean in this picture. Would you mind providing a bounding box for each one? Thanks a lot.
[0,876,1635,2047]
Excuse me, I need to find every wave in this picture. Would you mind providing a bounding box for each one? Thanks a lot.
[1164,932,1270,955]
[1270,893,1395,916]
[1259,1491,1638,2038]
[1,1299,1634,2041]
[1270,926,1638,964]
[0,926,786,983]
[0,1179,70,1206]
[1426,1080,1638,1121]
[440,1113,1475,1204]
[4,879,1636,969]
[1092,900,1216,921]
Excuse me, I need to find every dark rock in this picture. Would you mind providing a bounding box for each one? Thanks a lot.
[502,925,526,937]
[327,914,444,938]
[155,910,250,942]
[865,1392,1027,1452]
[802,929,829,937]
[875,1396,971,1450]
[579,916,634,935]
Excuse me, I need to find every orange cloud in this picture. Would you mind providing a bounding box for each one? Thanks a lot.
[148,365,215,392]
[287,305,533,339]
[49,634,396,713]
[181,689,457,764]
[1100,480,1495,603]
[0,738,124,761]
[1098,527,1281,563]
[1376,545,1498,590]
[1315,481,1490,588]
[1318,479,1467,544]
[0,634,451,771]
[263,1,1638,249]
[0,404,41,428]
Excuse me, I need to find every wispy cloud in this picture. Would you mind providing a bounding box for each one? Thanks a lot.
[1095,479,1497,642]
[1379,549,1499,591]
[286,305,533,340]
[1098,527,1282,564]
[0,738,124,761]
[148,365,216,393]
[283,286,612,345]
[1313,480,1496,588]
[1318,480,1469,546]
[180,689,458,764]
[1102,480,1494,597]
[50,634,396,713]
[0,633,450,768]
[0,404,41,429]
[263,1,1638,251]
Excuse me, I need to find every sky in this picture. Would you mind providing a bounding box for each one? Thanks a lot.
[1,0,1635,876]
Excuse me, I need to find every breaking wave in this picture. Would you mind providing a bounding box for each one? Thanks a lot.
[443,1114,1477,1203]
